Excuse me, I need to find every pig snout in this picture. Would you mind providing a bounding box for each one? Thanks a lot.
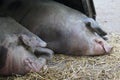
[94,38,113,55]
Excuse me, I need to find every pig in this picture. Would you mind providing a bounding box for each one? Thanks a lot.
[0,17,53,76]
[0,0,112,56]
[0,0,107,39]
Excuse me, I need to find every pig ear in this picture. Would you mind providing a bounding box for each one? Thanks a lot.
[19,34,47,49]
[0,46,8,69]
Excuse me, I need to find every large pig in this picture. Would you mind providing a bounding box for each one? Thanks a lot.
[0,0,107,38]
[0,17,53,76]
[0,0,112,55]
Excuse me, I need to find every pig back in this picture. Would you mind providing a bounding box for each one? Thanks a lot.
[0,17,37,42]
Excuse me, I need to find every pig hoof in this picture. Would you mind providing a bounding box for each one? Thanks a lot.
[19,34,47,48]
[24,57,46,72]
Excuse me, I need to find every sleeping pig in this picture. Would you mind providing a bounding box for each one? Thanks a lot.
[0,17,53,76]
[0,0,112,56]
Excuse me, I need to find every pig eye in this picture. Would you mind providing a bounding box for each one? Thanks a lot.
[86,22,96,33]
[86,22,91,27]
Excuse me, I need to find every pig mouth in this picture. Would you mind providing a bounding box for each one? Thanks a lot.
[102,45,107,54]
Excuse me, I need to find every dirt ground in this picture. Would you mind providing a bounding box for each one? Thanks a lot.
[94,0,120,33]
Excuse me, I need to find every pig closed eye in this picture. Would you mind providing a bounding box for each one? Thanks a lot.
[85,22,94,32]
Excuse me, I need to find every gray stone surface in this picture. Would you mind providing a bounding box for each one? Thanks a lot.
[94,0,120,33]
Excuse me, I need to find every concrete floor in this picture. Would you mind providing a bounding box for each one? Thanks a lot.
[94,0,120,33]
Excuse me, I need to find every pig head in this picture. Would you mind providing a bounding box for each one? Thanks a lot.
[0,17,53,76]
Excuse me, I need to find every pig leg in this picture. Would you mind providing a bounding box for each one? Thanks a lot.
[24,57,46,72]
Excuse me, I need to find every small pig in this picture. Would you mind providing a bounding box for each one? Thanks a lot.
[0,17,53,76]
[0,0,112,56]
